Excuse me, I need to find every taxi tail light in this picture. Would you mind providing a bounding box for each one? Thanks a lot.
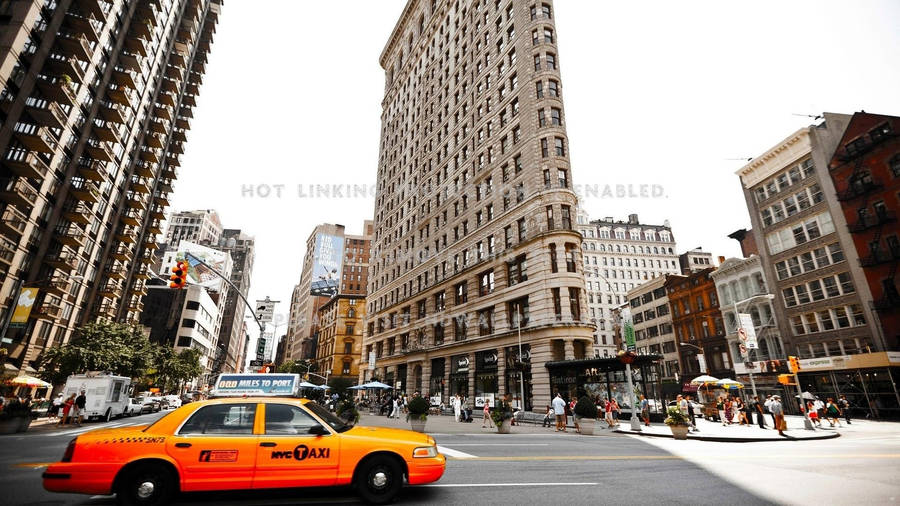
[413,446,438,458]
[62,438,77,462]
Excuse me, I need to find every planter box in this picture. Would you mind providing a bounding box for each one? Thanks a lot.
[577,417,596,435]
[409,418,427,433]
[669,424,690,440]
[497,419,512,434]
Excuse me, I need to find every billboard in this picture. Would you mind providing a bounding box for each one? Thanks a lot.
[737,313,758,352]
[212,373,299,397]
[10,287,39,329]
[310,233,344,296]
[175,240,231,291]
[621,307,635,351]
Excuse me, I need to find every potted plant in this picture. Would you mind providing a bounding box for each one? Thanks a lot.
[336,400,360,426]
[574,396,598,435]
[664,406,690,440]
[406,395,429,432]
[490,398,514,433]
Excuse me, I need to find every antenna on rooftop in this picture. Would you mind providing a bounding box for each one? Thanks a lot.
[792,113,824,120]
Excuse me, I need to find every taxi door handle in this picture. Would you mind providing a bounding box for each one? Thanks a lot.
[259,442,277,447]
[174,443,192,448]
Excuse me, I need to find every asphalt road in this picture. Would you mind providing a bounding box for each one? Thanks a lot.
[2,411,898,505]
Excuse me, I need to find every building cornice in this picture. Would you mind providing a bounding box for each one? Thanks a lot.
[736,127,811,189]
[379,0,417,69]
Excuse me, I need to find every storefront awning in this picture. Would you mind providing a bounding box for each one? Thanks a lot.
[545,354,663,372]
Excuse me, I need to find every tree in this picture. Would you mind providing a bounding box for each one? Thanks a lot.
[277,359,316,376]
[149,347,203,393]
[37,321,155,384]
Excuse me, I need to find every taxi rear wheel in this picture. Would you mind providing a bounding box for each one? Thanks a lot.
[354,455,403,504]
[115,462,176,506]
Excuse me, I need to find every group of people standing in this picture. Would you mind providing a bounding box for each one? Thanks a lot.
[52,391,86,427]
[805,395,850,427]
[546,393,621,433]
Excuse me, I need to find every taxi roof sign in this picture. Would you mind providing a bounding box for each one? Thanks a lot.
[210,373,301,398]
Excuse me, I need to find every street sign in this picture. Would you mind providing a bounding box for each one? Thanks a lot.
[255,296,279,323]
[737,313,758,350]
[249,359,263,367]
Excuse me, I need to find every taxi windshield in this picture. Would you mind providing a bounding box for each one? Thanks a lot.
[305,401,352,433]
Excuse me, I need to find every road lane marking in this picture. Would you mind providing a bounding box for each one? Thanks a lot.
[436,446,477,459]
[422,482,599,487]
[440,443,549,446]
[445,453,900,462]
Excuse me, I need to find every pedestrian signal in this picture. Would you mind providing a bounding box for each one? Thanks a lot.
[169,261,188,289]
[788,356,800,374]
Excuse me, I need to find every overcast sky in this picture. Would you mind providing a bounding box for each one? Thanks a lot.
[168,0,900,349]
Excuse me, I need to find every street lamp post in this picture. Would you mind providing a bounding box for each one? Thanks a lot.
[731,293,775,399]
[515,302,527,413]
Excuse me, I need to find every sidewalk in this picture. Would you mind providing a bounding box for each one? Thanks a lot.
[615,415,841,442]
[356,411,620,436]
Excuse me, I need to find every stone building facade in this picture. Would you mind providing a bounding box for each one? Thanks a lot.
[316,294,365,381]
[364,0,593,411]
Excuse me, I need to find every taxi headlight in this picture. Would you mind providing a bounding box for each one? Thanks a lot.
[412,446,438,458]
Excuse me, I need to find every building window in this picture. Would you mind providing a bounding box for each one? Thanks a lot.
[544,28,554,43]
[541,138,549,157]
[479,269,495,295]
[549,244,558,273]
[565,243,577,272]
[536,81,543,98]
[538,109,547,127]
[507,254,528,285]
[546,205,554,229]
[546,53,556,70]
[569,288,581,320]
[508,297,530,327]
[517,218,527,241]
[433,323,445,345]
[551,107,561,125]
[478,307,494,335]
[548,80,558,97]
[454,315,467,341]
[561,205,571,229]
[435,291,446,311]
[557,168,568,188]
[455,282,468,304]
[417,299,426,319]
[345,324,355,335]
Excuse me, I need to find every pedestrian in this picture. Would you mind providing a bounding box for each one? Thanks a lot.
[764,395,777,427]
[462,397,472,422]
[58,394,75,426]
[603,397,615,428]
[453,394,461,422]
[74,390,86,426]
[542,404,554,427]
[552,393,567,432]
[753,395,767,428]
[610,398,620,427]
[724,396,735,425]
[825,398,842,427]
[717,396,726,425]
[807,400,821,427]
[771,395,787,437]
[736,398,748,425]
[686,395,698,432]
[50,393,63,420]
[568,398,579,433]
[814,397,826,421]
[481,400,493,428]
[839,395,852,425]
[639,395,650,427]
[390,396,400,419]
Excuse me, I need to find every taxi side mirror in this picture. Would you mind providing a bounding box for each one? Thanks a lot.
[308,425,328,436]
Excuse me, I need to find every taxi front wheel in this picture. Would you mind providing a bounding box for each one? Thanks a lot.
[354,455,403,505]
[115,462,176,506]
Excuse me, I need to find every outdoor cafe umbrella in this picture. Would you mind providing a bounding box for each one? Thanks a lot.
[297,381,318,389]
[690,375,719,403]
[716,378,744,389]
[4,375,51,388]
[361,381,393,390]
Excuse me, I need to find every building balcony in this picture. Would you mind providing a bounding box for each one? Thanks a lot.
[149,206,165,220]
[124,192,147,210]
[145,133,163,149]
[32,302,62,320]
[42,277,71,297]
[169,52,186,68]
[188,71,202,86]
[120,208,141,226]
[143,239,159,250]
[98,282,121,298]
[149,119,168,134]
[185,82,200,96]
[139,149,160,164]
[158,92,176,107]
[130,19,153,40]
[111,244,132,261]
[0,237,15,267]
[130,176,151,194]
[45,249,78,271]
[93,124,120,144]
[182,94,196,107]
[15,126,56,154]
[73,0,106,20]
[36,79,77,106]
[56,224,85,248]
[134,266,150,280]
[115,228,137,243]
[112,70,137,90]
[0,206,27,240]
[135,5,157,26]
[172,130,187,142]
[127,299,144,313]
[25,100,68,130]
[157,178,172,193]
[169,141,184,155]
[153,105,172,121]
[139,251,155,264]
[65,13,100,43]
[860,248,900,267]
[165,156,180,169]
[192,60,205,74]
[165,65,182,80]
[105,264,127,279]
[95,303,117,319]
[162,165,177,180]
[152,193,169,207]
[3,151,50,180]
[117,53,141,72]
[63,202,92,225]
[849,211,897,233]
[46,56,85,82]
[176,27,194,45]
[179,105,193,118]
[55,34,92,62]
[98,101,127,124]
[107,87,134,107]
[160,78,179,94]
[124,38,147,57]
[1,178,39,210]
[148,219,162,234]
[69,180,100,203]
[837,179,882,201]
[128,283,147,297]
[76,159,106,181]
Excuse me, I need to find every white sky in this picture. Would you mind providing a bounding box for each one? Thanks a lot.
[169,0,900,347]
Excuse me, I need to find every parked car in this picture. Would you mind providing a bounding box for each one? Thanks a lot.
[124,398,145,416]
[140,397,162,413]
[163,394,182,408]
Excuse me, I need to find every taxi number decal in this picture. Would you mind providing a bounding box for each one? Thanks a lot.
[199,450,239,462]
[271,444,330,461]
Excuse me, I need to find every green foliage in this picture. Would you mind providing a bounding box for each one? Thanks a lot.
[490,398,514,426]
[574,396,598,419]
[277,359,316,375]
[664,406,689,426]
[150,347,203,392]
[336,400,359,424]
[406,396,429,422]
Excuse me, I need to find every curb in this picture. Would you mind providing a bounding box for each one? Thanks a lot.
[614,428,841,442]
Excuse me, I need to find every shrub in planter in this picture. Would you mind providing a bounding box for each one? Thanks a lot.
[664,406,690,440]
[574,396,598,435]
[336,400,359,425]
[406,396,429,432]
[490,399,514,433]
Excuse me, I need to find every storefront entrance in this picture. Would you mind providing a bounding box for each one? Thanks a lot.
[546,355,662,413]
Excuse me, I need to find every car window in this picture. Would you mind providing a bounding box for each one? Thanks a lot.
[265,404,324,435]
[179,404,257,435]
[304,401,352,433]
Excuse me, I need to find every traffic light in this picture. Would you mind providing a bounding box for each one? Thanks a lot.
[169,261,188,289]
[788,355,800,374]
[777,374,792,385]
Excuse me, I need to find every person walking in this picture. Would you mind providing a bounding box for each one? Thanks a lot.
[839,395,852,425]
[686,395,699,432]
[391,396,401,419]
[568,398,579,433]
[74,391,86,426]
[50,393,63,420]
[814,397,826,422]
[764,395,777,428]
[453,394,461,422]
[542,404,554,427]
[58,394,75,426]
[753,395,767,428]
[481,400,493,428]
[639,395,651,427]
[771,395,786,437]
[717,396,726,425]
[825,398,842,427]
[552,393,567,432]
[807,400,821,427]
[610,398,621,428]
[603,397,615,428]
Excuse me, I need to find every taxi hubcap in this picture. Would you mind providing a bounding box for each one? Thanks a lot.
[136,481,155,499]
[372,471,388,488]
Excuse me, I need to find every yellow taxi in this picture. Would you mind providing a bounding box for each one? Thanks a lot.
[42,375,445,505]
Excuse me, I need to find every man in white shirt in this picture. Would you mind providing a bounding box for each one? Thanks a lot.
[552,393,567,432]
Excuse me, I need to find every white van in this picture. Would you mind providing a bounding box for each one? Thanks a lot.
[62,373,132,422]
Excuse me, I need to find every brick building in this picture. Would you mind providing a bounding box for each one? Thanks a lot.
[316,294,365,381]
